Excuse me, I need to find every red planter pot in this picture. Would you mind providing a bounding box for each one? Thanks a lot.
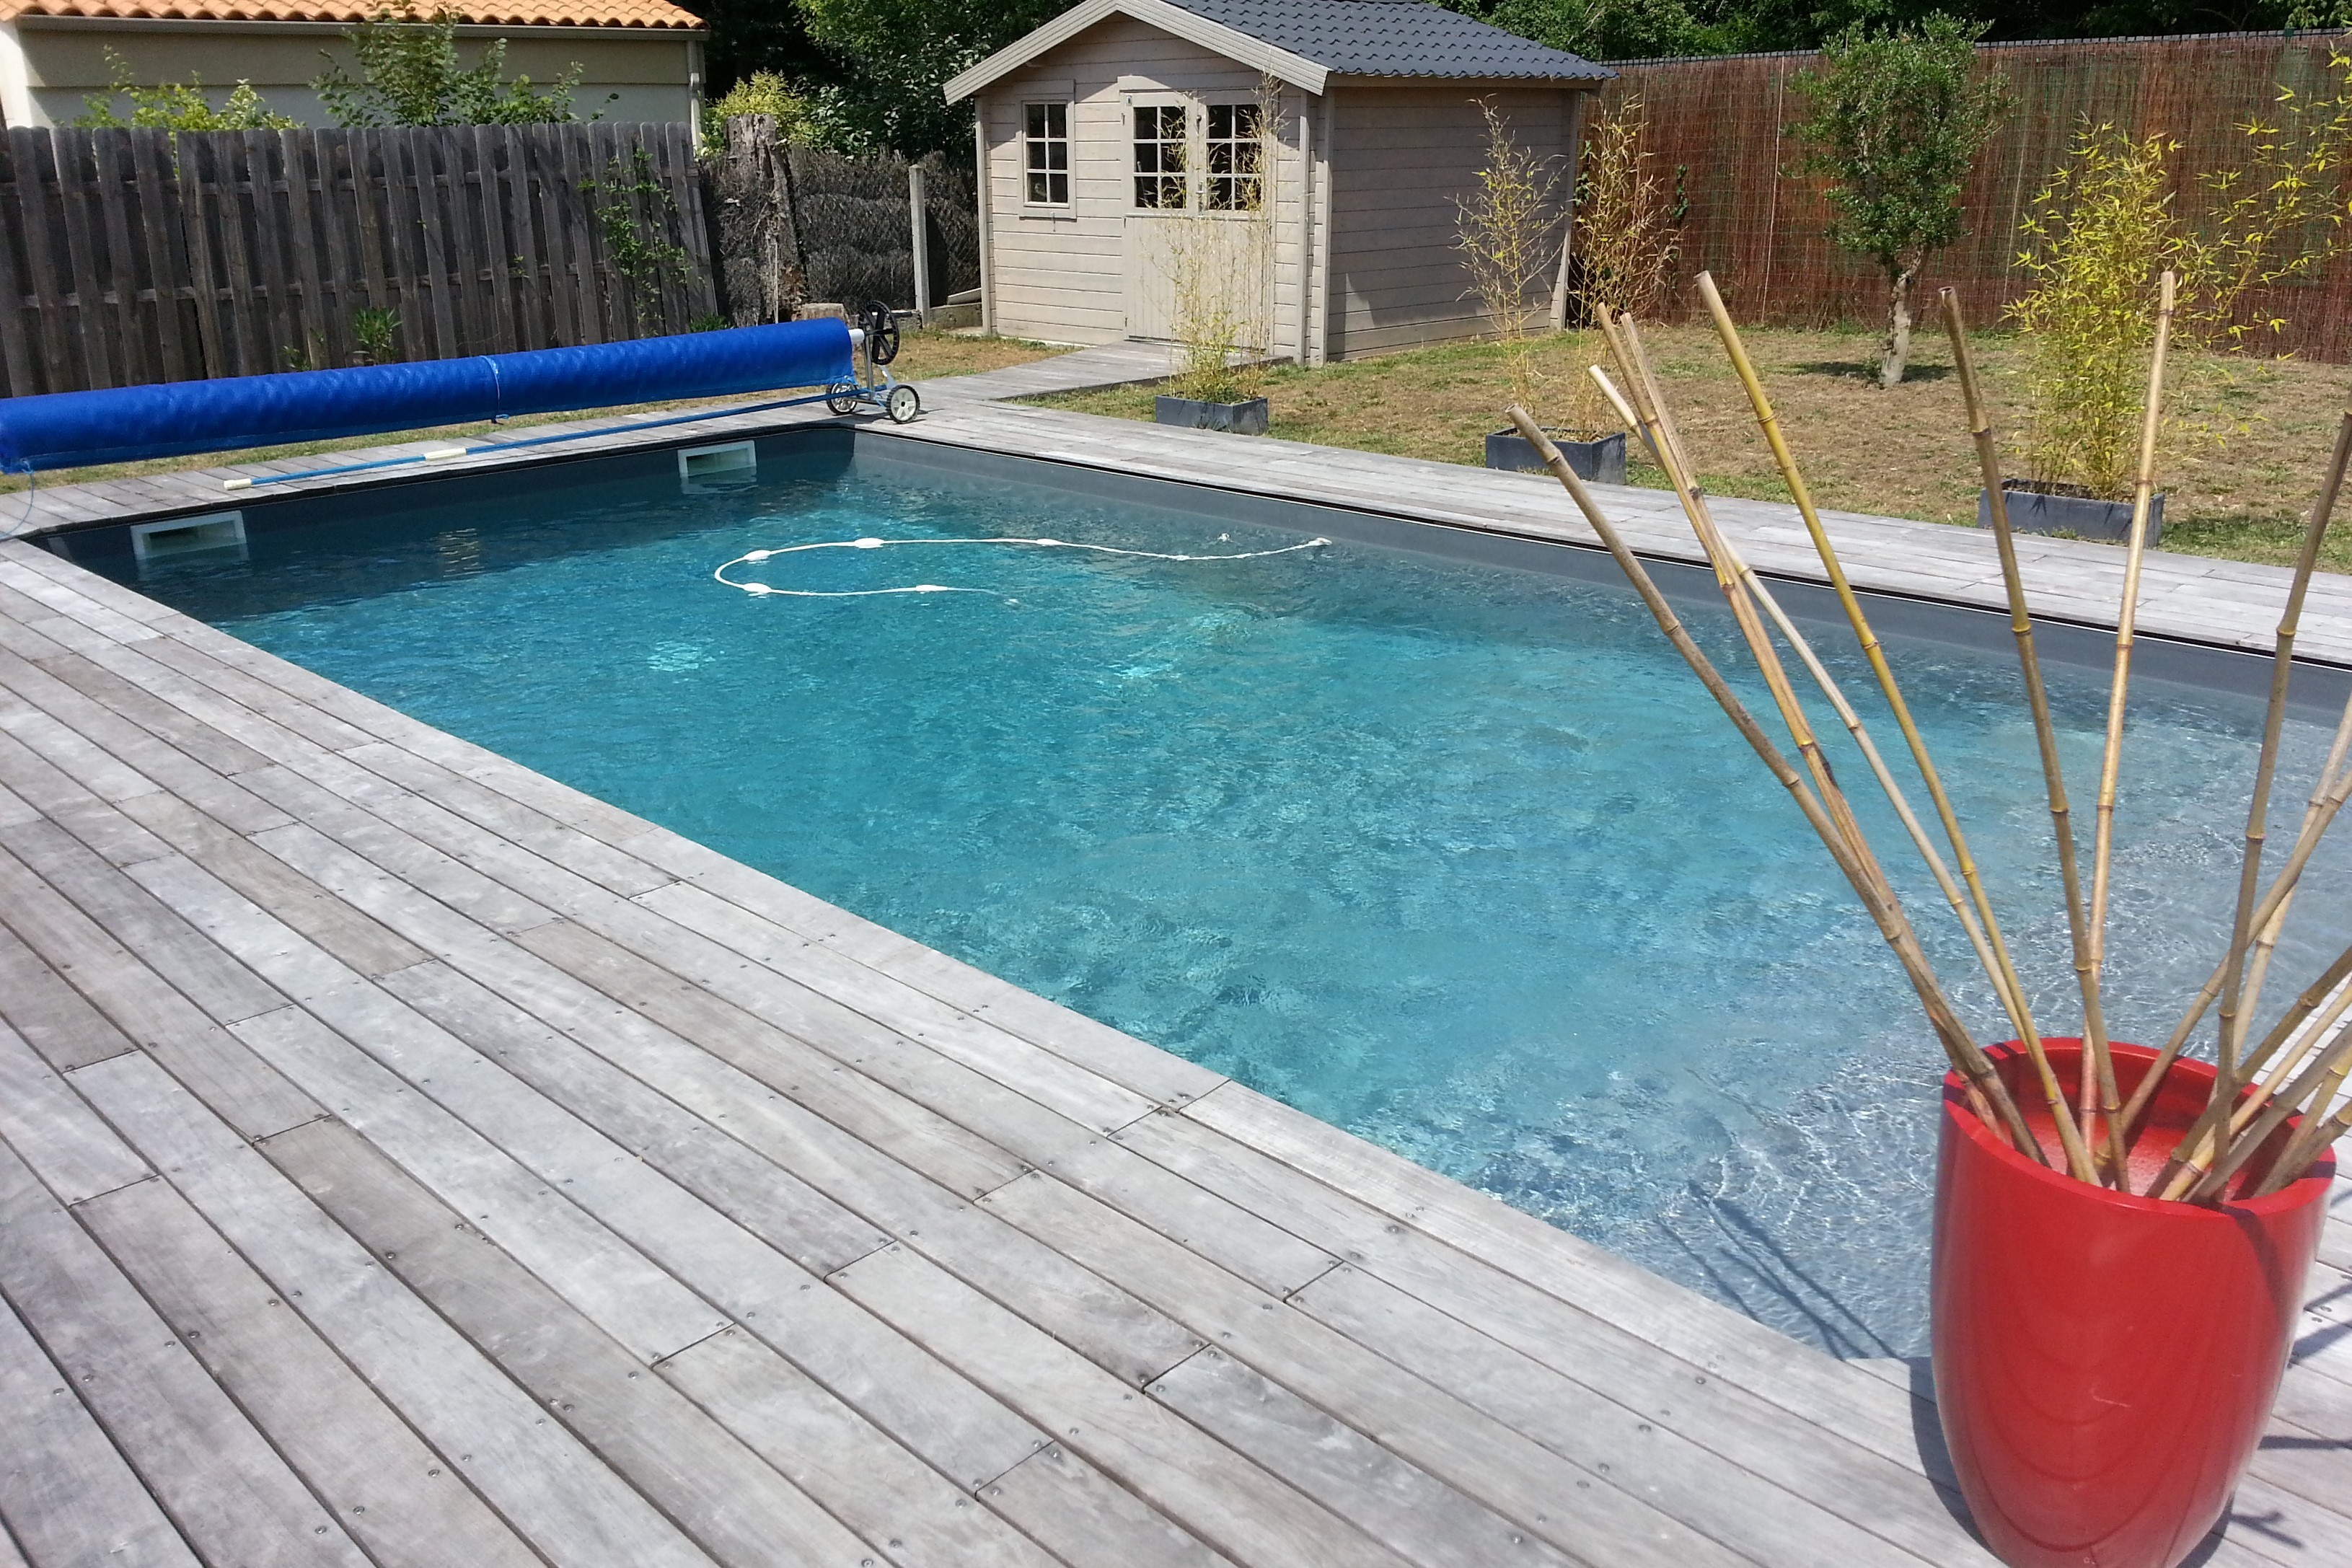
[1933,1040,2333,1568]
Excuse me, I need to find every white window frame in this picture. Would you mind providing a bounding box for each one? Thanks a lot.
[1203,100,1267,213]
[1129,97,1189,212]
[1021,100,1071,208]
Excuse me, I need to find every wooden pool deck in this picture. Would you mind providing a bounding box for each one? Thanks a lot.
[1,390,2350,1568]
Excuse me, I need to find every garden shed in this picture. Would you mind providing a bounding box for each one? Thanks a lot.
[944,0,1608,364]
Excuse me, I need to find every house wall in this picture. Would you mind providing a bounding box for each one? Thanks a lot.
[0,19,699,130]
[974,14,1309,357]
[1324,79,1585,358]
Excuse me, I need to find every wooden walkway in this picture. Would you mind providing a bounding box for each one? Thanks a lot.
[1,397,2349,1567]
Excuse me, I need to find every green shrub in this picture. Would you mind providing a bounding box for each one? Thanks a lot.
[701,71,812,157]
[75,49,297,131]
[314,6,602,127]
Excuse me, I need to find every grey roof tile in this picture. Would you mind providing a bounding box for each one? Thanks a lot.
[1166,0,1610,80]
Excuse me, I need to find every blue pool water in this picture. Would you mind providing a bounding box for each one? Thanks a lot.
[114,441,2352,1357]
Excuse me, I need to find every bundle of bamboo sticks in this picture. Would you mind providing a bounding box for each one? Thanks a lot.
[1505,270,2352,1199]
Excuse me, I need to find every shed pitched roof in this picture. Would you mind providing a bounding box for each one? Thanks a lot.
[1163,0,1606,79]
[0,0,700,27]
[943,0,1606,102]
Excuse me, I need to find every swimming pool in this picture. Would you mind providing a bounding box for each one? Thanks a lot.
[66,428,2352,1358]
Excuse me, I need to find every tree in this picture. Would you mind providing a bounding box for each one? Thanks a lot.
[314,6,600,127]
[795,0,1065,157]
[76,48,297,131]
[1792,14,2009,387]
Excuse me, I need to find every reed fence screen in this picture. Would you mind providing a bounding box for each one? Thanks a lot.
[1594,30,2352,360]
[0,121,718,400]
[708,116,981,325]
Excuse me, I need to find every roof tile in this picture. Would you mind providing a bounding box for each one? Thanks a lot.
[1165,0,1606,81]
[0,0,700,27]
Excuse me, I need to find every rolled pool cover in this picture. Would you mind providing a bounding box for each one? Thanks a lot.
[0,318,857,473]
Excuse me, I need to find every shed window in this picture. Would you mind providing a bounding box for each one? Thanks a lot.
[1132,105,1187,209]
[1205,102,1264,211]
[1023,102,1069,206]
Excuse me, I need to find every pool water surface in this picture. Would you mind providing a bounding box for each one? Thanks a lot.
[102,439,2352,1357]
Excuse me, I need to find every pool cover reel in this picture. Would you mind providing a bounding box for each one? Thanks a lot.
[0,318,872,475]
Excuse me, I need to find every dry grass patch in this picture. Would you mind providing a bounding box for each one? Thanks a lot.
[1,330,1070,502]
[1034,324,2352,573]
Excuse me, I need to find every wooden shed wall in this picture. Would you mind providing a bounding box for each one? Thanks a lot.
[1324,82,1579,359]
[976,16,1309,354]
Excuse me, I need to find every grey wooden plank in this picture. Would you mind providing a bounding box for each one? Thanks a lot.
[832,1241,1421,1568]
[982,1168,1917,1568]
[0,728,107,821]
[113,793,428,978]
[0,1019,149,1204]
[25,645,278,780]
[374,949,1203,1388]
[1179,1082,1938,1476]
[229,1000,732,1363]
[0,1140,371,1567]
[625,827,1222,1107]
[656,1326,1075,1568]
[39,796,172,870]
[1142,1346,1585,1568]
[0,702,160,806]
[67,1049,730,1568]
[0,824,286,1026]
[0,1290,198,1568]
[979,1439,1239,1568]
[633,881,1157,1135]
[267,1117,885,1568]
[509,917,1026,1199]
[245,794,558,940]
[131,634,376,752]
[0,842,320,1139]
[0,921,138,1073]
[372,959,896,1277]
[76,1176,549,1568]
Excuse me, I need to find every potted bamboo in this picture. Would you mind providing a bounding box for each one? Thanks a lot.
[1469,98,1657,484]
[1155,82,1277,437]
[1505,267,2350,1568]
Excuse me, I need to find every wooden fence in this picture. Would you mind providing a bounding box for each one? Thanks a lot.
[1594,30,2352,360]
[0,121,718,399]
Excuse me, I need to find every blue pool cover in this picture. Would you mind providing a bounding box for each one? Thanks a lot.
[0,319,857,473]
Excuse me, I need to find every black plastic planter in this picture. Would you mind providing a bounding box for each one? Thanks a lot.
[1155,395,1269,435]
[1978,480,2164,545]
[1485,428,1627,485]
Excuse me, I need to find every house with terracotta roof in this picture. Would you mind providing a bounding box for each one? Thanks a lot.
[0,0,705,130]
[944,0,1607,362]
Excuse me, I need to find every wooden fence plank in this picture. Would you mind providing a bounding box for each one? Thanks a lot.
[0,135,40,397]
[314,131,358,366]
[244,128,300,371]
[408,132,459,357]
[50,129,118,389]
[375,130,427,363]
[473,124,518,353]
[171,133,227,381]
[89,131,149,387]
[347,130,398,361]
[532,125,585,347]
[673,120,721,325]
[436,128,487,355]
[12,129,77,392]
[127,131,193,382]
[556,124,604,346]
[278,129,332,369]
[497,125,543,351]
[203,134,264,376]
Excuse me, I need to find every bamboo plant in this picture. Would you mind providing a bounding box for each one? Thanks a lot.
[1507,270,2352,1199]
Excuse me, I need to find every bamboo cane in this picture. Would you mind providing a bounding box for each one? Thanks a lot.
[1507,405,2028,1144]
[2211,410,2352,1088]
[2157,966,2352,1200]
[1940,288,2124,1179]
[1584,325,2045,1160]
[2183,1016,2352,1202]
[2252,1066,2352,1197]
[2117,746,2352,1145]
[2087,273,2180,1119]
[1691,273,2092,1168]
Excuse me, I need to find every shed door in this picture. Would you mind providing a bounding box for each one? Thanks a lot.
[1122,98,1190,340]
[1121,96,1273,343]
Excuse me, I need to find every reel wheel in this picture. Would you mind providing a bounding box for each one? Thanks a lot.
[863,301,902,365]
[824,381,862,415]
[885,384,921,424]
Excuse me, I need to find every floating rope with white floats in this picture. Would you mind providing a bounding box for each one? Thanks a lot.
[712,533,1331,600]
